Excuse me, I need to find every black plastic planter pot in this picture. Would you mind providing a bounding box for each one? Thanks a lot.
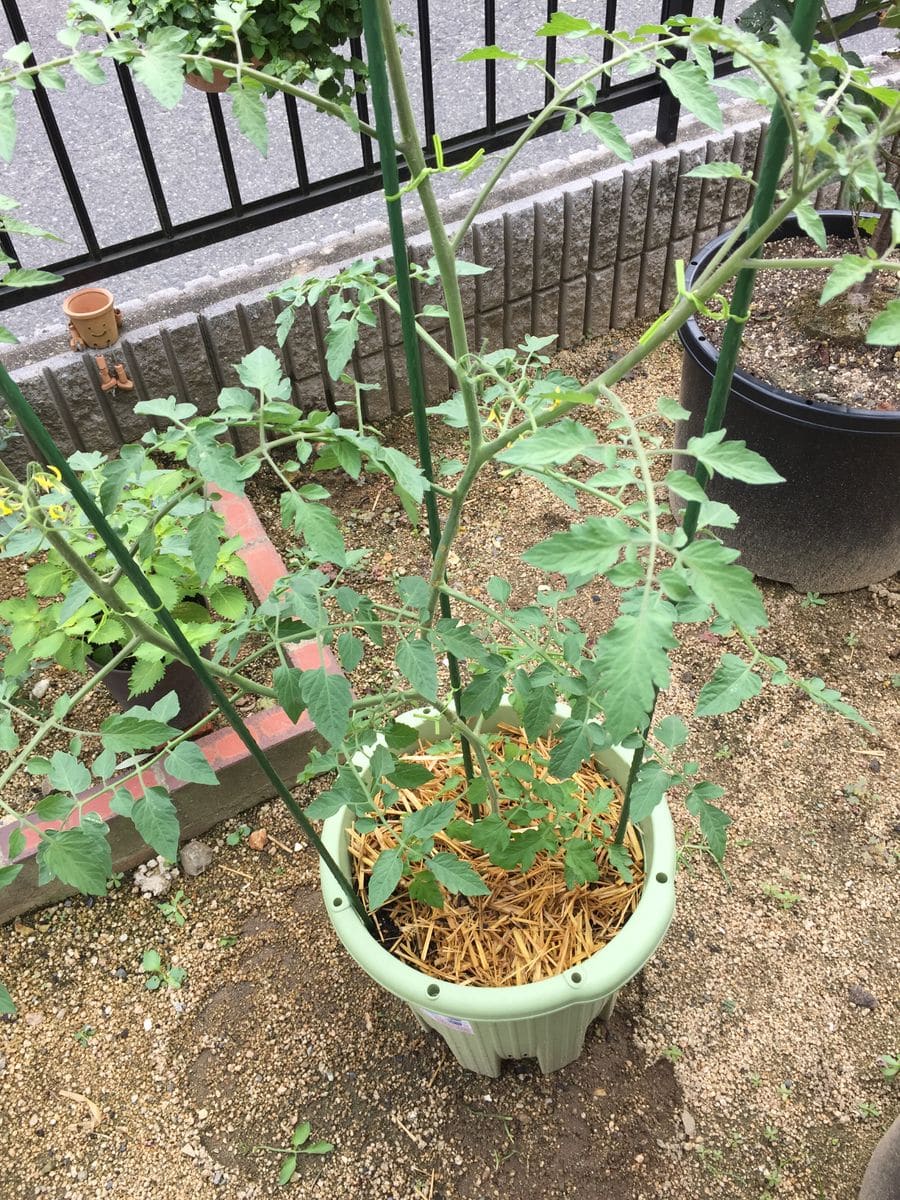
[88,656,213,732]
[677,212,900,593]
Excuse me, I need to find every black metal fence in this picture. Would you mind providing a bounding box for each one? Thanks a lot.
[0,0,879,311]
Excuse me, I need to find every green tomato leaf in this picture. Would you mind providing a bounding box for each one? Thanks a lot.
[132,48,184,109]
[468,814,510,856]
[606,842,634,884]
[680,540,768,631]
[165,742,218,785]
[686,429,784,484]
[684,161,747,179]
[396,636,438,703]
[594,599,678,742]
[301,669,352,748]
[386,762,435,789]
[130,786,180,862]
[47,750,91,796]
[522,516,630,583]
[497,418,599,468]
[866,299,900,345]
[431,618,491,665]
[278,1155,297,1186]
[428,852,490,897]
[628,761,672,824]
[34,793,76,822]
[793,201,826,250]
[336,631,364,672]
[564,838,599,888]
[230,86,268,155]
[548,719,592,779]
[522,685,558,743]
[188,508,225,588]
[686,788,732,861]
[0,863,23,891]
[655,715,688,748]
[0,980,15,1015]
[820,254,875,304]
[403,800,457,843]
[695,652,763,715]
[660,60,722,130]
[407,868,444,908]
[1,268,65,287]
[99,711,180,753]
[367,847,404,910]
[37,825,112,895]
[236,345,284,395]
[579,110,633,161]
[273,666,305,723]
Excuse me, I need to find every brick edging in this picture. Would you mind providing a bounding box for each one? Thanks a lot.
[0,489,341,922]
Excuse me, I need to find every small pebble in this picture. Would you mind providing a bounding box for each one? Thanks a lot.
[848,984,877,1010]
[181,841,214,877]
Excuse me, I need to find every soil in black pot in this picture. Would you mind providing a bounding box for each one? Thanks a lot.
[697,233,900,411]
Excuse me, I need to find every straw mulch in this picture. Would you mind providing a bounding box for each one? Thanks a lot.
[349,725,645,987]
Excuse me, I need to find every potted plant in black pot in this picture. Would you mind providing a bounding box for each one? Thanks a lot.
[675,18,900,592]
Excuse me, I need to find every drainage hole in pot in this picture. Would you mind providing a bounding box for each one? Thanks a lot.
[656,872,669,884]
[332,897,343,908]
[570,971,583,985]
[426,984,440,998]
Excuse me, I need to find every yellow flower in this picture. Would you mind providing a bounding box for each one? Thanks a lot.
[47,504,67,522]
[0,488,20,516]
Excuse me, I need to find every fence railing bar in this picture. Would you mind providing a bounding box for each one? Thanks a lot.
[1,0,101,259]
[206,92,243,210]
[600,0,618,94]
[350,35,376,170]
[0,71,675,312]
[484,0,496,132]
[415,0,437,155]
[283,95,311,194]
[543,0,559,108]
[655,0,693,144]
[0,231,20,271]
[113,58,174,236]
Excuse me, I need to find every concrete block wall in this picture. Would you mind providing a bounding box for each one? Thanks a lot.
[3,116,776,472]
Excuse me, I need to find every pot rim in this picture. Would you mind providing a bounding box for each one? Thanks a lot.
[321,703,676,1022]
[678,210,900,434]
[62,287,115,319]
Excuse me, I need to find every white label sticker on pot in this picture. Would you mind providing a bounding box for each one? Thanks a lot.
[419,1008,474,1035]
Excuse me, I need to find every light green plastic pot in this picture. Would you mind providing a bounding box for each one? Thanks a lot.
[321,703,676,1077]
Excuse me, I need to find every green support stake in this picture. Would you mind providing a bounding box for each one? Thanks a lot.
[0,361,374,932]
[616,0,823,841]
[360,0,475,786]
[682,0,822,540]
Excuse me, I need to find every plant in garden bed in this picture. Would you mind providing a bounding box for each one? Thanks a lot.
[0,2,892,1046]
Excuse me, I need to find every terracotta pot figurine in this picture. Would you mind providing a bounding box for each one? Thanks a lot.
[63,288,122,350]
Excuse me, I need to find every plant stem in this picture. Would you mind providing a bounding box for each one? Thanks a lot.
[361,0,475,792]
[0,638,140,826]
[375,0,481,450]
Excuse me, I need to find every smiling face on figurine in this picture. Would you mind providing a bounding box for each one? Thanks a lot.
[63,288,120,348]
